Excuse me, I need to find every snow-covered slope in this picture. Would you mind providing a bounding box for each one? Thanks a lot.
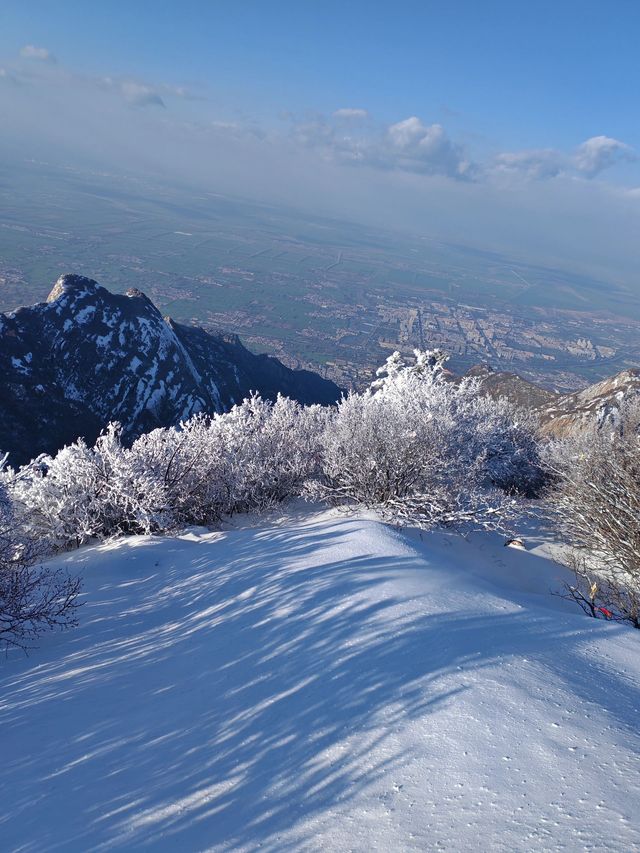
[2,509,639,851]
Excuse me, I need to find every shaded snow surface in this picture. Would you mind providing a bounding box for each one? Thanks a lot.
[2,508,640,851]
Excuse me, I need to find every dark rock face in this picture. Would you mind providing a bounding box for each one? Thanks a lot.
[0,275,342,465]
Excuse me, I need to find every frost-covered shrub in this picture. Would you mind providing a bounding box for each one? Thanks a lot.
[209,394,327,516]
[544,399,640,627]
[0,466,80,651]
[90,424,171,537]
[8,443,102,550]
[473,396,546,498]
[7,394,328,552]
[9,424,170,550]
[311,350,540,531]
[129,416,228,527]
[131,395,327,525]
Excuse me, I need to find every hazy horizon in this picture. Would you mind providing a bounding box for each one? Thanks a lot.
[1,1,639,289]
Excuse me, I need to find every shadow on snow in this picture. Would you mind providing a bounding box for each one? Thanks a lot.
[0,519,636,851]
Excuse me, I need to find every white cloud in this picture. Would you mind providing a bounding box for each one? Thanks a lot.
[119,80,165,108]
[332,108,369,121]
[99,77,195,108]
[20,44,56,63]
[385,117,474,179]
[292,115,371,164]
[494,148,565,180]
[10,51,191,109]
[292,112,475,180]
[574,135,636,177]
[494,135,636,181]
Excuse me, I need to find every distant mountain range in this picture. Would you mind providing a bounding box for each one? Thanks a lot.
[467,363,640,436]
[0,275,341,466]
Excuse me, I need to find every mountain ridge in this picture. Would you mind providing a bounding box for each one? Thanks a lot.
[466,363,640,436]
[0,274,341,465]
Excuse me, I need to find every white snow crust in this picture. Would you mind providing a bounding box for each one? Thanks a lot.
[1,508,639,851]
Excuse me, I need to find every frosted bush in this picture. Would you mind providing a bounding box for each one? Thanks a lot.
[3,354,540,555]
[310,350,541,531]
[6,394,327,552]
[0,465,80,650]
[544,398,640,627]
[131,395,327,524]
[8,424,170,550]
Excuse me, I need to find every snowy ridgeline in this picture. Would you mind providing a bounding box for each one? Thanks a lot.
[1,508,640,851]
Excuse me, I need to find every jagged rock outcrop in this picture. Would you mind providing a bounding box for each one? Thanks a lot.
[466,363,640,437]
[539,369,640,437]
[0,274,341,465]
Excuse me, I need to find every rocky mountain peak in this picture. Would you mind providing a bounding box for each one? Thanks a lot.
[540,368,640,437]
[125,287,154,304]
[0,276,341,465]
[46,273,100,303]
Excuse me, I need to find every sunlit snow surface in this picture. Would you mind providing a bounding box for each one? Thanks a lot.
[2,508,640,851]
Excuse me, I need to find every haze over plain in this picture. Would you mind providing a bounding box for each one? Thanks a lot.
[1,0,639,282]
[2,1,640,393]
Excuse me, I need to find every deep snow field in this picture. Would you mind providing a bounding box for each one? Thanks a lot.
[2,506,640,852]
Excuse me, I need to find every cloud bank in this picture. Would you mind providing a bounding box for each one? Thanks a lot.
[574,136,636,177]
[494,135,636,181]
[292,112,475,179]
[0,44,638,285]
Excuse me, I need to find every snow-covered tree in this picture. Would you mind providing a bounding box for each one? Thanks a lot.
[7,443,103,550]
[7,394,328,553]
[9,425,170,550]
[209,394,327,515]
[130,394,328,524]
[0,460,80,651]
[472,394,546,498]
[545,398,640,627]
[310,350,540,531]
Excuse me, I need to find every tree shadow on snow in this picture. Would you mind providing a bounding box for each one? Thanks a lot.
[0,519,637,851]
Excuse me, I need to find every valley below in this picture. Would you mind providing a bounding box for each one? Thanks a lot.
[2,161,640,394]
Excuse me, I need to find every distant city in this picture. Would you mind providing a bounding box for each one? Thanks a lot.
[2,160,640,393]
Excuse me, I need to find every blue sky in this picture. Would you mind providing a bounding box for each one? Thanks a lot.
[1,1,639,280]
[2,0,639,150]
